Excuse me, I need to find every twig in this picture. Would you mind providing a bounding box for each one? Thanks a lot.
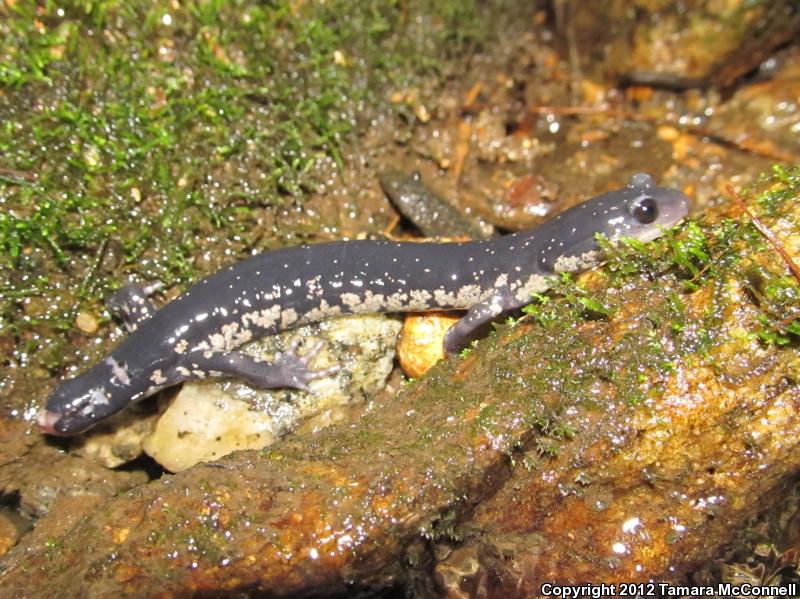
[0,166,36,181]
[528,104,619,115]
[686,125,796,164]
[0,167,37,186]
[725,184,800,283]
[776,311,800,332]
[452,120,472,188]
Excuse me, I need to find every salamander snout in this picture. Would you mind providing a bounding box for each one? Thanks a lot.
[36,407,63,435]
[38,362,130,436]
[38,379,110,436]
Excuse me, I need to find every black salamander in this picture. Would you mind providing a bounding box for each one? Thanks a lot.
[38,173,689,436]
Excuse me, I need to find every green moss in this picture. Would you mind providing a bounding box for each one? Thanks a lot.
[471,403,503,437]
[428,507,462,541]
[0,0,516,406]
[756,164,800,214]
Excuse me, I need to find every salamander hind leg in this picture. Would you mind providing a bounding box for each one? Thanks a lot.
[107,283,162,332]
[443,290,511,355]
[178,340,338,392]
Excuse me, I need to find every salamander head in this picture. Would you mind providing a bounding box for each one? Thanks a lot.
[532,173,689,274]
[37,356,149,436]
[608,173,690,242]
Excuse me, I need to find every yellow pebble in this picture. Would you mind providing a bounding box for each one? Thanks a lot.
[657,125,680,142]
[397,312,461,378]
[414,103,431,123]
[75,311,99,334]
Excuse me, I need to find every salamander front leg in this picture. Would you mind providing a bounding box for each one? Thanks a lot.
[177,340,338,391]
[107,282,162,332]
[443,290,510,354]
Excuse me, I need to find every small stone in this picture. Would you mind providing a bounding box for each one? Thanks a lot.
[397,312,461,378]
[71,406,160,468]
[415,103,431,123]
[75,311,99,334]
[144,314,402,471]
[657,125,680,142]
[580,79,607,105]
[0,511,22,556]
[22,297,46,317]
[83,145,101,169]
[143,383,279,472]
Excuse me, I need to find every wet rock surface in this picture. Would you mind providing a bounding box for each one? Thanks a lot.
[566,0,800,90]
[0,419,147,520]
[436,352,800,591]
[70,405,162,469]
[143,315,402,472]
[2,173,799,597]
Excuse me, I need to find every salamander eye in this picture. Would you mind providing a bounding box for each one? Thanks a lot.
[631,196,658,224]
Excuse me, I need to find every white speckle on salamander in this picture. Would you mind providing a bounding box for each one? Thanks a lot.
[306,275,324,297]
[553,250,602,274]
[408,289,433,310]
[298,299,343,325]
[457,284,486,306]
[235,328,254,346]
[105,357,131,386]
[513,273,552,303]
[90,387,110,406]
[208,332,226,350]
[435,285,489,308]
[385,292,409,311]
[241,305,282,335]
[360,291,389,312]
[150,369,168,385]
[494,273,508,288]
[434,289,457,306]
[340,293,362,310]
[281,308,298,328]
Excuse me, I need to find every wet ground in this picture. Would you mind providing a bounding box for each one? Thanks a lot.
[1,0,800,596]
